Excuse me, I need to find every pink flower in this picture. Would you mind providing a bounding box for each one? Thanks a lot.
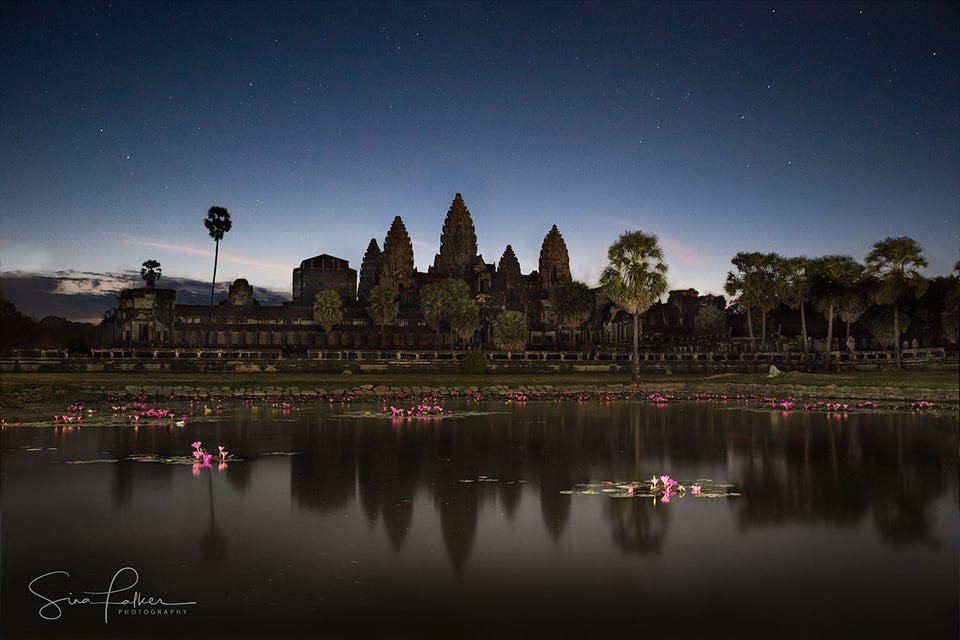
[191,441,202,449]
[691,484,702,495]
[193,450,203,459]
[191,464,201,478]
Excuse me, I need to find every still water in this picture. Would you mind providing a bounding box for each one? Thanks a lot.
[2,399,957,639]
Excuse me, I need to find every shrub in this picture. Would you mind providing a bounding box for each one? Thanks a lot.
[460,347,487,374]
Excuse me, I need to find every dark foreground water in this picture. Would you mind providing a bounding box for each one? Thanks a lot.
[2,399,957,639]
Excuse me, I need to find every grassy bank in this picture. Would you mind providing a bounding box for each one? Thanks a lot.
[2,369,959,391]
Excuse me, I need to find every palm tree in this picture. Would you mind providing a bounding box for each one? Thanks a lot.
[837,265,874,345]
[419,281,447,345]
[204,206,232,345]
[140,259,162,288]
[312,290,344,336]
[809,255,862,367]
[864,237,928,367]
[599,231,668,383]
[777,256,812,353]
[366,282,399,339]
[725,252,780,350]
[420,278,472,348]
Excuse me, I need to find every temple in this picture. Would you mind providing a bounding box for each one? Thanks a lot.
[108,193,721,350]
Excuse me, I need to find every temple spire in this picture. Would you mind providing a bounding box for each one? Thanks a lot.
[358,238,383,303]
[538,225,571,290]
[432,193,478,280]
[381,216,414,292]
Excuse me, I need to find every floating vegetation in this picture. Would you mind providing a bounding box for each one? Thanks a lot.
[564,476,741,503]
[457,475,503,483]
[383,403,447,418]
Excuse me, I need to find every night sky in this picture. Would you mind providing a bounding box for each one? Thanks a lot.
[1,1,957,322]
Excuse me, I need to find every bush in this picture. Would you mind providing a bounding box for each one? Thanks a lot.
[460,347,487,374]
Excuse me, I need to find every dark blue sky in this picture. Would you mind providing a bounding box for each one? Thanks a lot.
[1,1,957,322]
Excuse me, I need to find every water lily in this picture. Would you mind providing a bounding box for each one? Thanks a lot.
[691,484,702,495]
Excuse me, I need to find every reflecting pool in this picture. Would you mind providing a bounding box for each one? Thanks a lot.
[2,399,957,639]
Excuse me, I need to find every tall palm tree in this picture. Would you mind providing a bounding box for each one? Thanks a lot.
[204,206,232,345]
[865,236,928,367]
[599,231,668,383]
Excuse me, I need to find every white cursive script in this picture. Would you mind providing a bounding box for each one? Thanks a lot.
[28,567,197,623]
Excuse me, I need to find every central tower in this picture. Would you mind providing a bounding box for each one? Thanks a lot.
[432,193,479,281]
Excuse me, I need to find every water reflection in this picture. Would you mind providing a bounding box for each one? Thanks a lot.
[2,400,956,638]
[285,402,957,566]
[728,410,955,545]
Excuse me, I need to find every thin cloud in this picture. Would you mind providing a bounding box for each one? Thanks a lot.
[596,216,708,268]
[120,235,290,271]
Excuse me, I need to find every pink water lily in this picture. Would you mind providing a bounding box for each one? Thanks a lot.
[191,441,202,449]
[659,475,677,487]
[691,484,702,495]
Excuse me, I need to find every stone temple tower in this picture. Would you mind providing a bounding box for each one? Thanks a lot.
[538,225,572,290]
[380,216,415,292]
[357,238,383,303]
[432,193,479,281]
